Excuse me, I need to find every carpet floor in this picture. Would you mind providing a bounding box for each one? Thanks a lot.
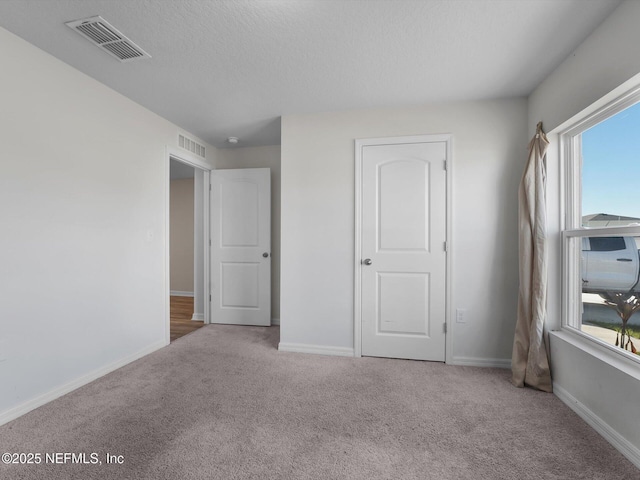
[0,325,637,479]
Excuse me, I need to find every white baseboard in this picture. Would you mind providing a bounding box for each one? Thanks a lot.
[0,340,166,427]
[170,291,194,297]
[554,383,640,469]
[450,356,512,368]
[278,342,354,357]
[271,318,280,326]
[191,313,204,321]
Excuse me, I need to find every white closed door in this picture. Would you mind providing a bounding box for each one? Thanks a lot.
[360,140,447,361]
[210,168,271,326]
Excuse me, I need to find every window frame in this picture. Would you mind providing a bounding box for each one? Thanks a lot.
[560,85,640,365]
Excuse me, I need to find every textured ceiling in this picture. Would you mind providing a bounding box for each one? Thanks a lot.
[0,0,623,148]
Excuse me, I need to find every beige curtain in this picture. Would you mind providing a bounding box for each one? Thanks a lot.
[511,122,552,392]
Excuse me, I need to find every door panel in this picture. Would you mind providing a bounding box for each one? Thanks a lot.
[378,272,429,335]
[221,181,259,246]
[211,168,271,326]
[361,141,447,361]
[378,160,428,251]
[221,262,260,308]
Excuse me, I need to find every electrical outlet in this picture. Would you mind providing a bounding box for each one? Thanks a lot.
[456,308,466,324]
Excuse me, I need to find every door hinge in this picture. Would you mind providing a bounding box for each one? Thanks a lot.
[443,241,447,252]
[209,184,212,191]
[209,294,212,301]
[443,322,447,333]
[443,159,447,171]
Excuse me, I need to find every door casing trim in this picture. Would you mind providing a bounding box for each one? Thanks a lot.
[353,134,453,364]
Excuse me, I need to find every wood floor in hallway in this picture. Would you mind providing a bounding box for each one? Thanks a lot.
[170,296,203,342]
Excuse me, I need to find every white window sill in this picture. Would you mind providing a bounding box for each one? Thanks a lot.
[550,329,640,382]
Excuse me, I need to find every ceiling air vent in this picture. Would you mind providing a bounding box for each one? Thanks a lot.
[179,134,206,159]
[65,16,151,62]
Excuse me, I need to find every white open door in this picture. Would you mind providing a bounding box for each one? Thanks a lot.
[358,138,448,361]
[210,168,271,326]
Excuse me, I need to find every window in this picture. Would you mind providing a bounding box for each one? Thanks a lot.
[562,90,640,361]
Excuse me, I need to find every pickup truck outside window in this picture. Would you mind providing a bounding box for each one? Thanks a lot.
[582,236,640,293]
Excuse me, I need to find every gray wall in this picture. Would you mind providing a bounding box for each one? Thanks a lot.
[170,178,195,293]
[280,98,528,362]
[0,26,214,424]
[528,0,640,465]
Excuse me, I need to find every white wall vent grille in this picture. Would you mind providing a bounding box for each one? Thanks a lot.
[65,16,151,62]
[178,134,206,158]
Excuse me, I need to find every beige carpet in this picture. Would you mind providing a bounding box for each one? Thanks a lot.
[0,325,637,479]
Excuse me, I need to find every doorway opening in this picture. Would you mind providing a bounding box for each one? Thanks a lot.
[168,154,210,342]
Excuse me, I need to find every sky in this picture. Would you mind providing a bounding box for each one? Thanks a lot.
[582,101,640,220]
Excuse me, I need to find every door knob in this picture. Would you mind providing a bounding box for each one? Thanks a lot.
[362,258,372,265]
[263,252,269,258]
